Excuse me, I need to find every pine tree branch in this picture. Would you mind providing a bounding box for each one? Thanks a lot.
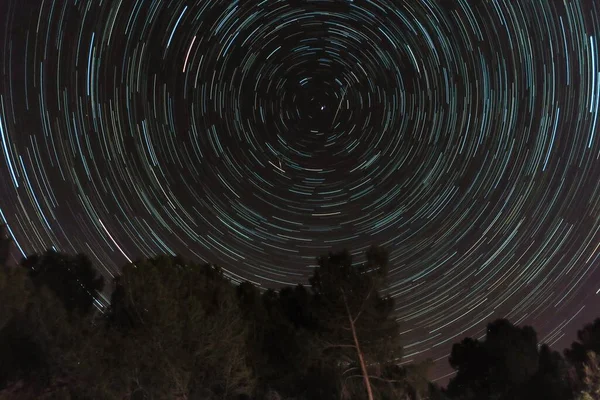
[345,374,406,384]
[342,366,361,375]
[323,343,357,349]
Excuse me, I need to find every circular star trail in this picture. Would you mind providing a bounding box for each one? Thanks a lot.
[1,0,600,377]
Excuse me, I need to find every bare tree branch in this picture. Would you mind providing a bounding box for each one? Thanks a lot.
[341,288,374,400]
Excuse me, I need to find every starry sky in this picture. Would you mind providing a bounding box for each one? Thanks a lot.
[1,0,600,381]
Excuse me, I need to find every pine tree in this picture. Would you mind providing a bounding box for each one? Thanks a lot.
[577,351,600,400]
[309,246,403,400]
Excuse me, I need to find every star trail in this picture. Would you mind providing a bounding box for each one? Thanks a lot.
[1,0,600,379]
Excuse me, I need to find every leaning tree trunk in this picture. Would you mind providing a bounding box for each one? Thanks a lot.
[342,290,374,400]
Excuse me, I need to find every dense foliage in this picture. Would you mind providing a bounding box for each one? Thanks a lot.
[0,241,598,399]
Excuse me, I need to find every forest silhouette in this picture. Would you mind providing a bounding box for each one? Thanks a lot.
[0,231,599,400]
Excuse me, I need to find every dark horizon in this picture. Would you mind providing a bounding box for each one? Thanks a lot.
[1,0,600,388]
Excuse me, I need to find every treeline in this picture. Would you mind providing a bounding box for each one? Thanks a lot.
[0,245,599,399]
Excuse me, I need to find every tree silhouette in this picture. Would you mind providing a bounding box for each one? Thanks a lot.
[309,246,403,400]
[0,267,40,389]
[234,282,318,399]
[4,247,600,400]
[78,256,256,400]
[0,261,87,396]
[0,225,15,268]
[447,319,537,399]
[21,250,104,315]
[576,351,600,400]
[566,318,600,391]
[524,344,573,400]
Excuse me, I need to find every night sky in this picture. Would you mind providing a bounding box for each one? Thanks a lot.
[1,0,600,381]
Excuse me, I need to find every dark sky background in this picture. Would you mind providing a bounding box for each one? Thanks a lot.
[1,0,600,382]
